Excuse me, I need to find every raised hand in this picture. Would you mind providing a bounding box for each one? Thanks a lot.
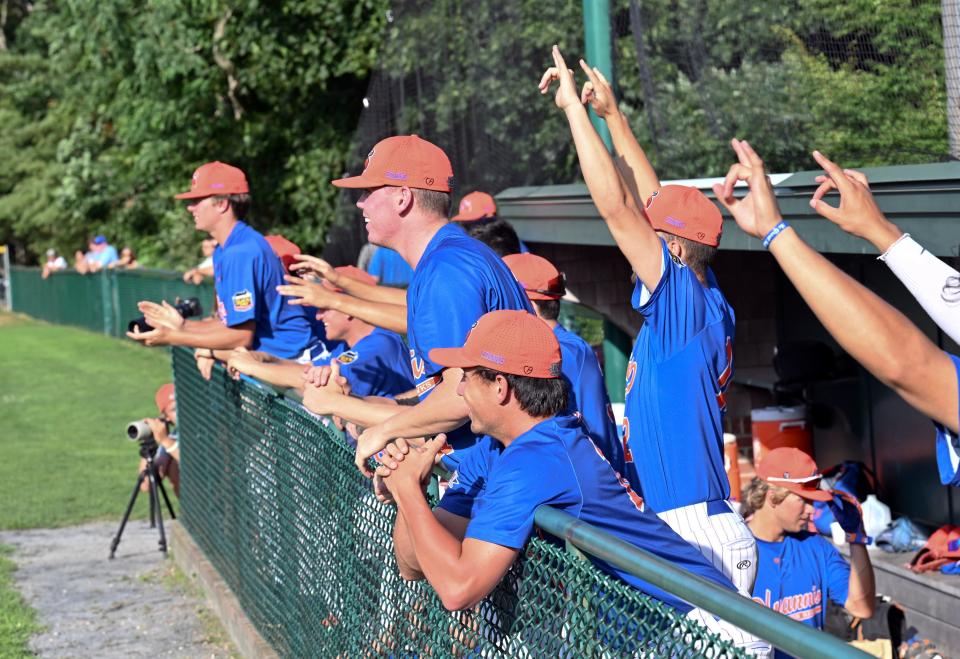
[579,59,617,118]
[808,151,900,251]
[276,274,339,309]
[827,489,871,545]
[290,254,340,285]
[712,139,783,240]
[138,300,185,330]
[538,45,581,111]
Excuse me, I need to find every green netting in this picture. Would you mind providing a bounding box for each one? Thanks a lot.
[171,347,745,658]
[9,267,215,338]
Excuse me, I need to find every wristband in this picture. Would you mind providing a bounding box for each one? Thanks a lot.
[762,221,791,249]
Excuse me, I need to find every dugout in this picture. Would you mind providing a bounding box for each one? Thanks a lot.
[498,160,960,531]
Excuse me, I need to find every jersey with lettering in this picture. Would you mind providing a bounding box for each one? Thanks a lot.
[213,221,313,359]
[935,352,960,487]
[554,325,624,476]
[622,238,735,512]
[406,223,531,456]
[325,327,414,398]
[438,414,736,613]
[752,532,849,657]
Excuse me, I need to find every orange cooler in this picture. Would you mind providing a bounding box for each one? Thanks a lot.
[723,433,741,500]
[751,405,812,465]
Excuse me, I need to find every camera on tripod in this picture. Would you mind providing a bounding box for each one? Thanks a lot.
[127,297,203,333]
[125,418,170,451]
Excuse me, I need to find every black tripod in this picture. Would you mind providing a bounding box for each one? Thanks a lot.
[109,442,176,558]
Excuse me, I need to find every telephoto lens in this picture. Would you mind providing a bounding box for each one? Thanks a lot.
[126,420,154,442]
[127,296,203,333]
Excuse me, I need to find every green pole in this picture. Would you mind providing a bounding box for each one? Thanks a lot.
[582,0,614,151]
[602,318,630,404]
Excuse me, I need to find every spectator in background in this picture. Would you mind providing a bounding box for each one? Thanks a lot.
[41,248,67,279]
[109,246,140,269]
[80,235,119,273]
[744,448,875,649]
[366,245,414,287]
[183,238,217,284]
[451,191,527,256]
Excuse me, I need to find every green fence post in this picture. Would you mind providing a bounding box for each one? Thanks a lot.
[602,318,630,404]
[583,0,613,151]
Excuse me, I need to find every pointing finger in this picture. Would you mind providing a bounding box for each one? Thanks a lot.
[812,150,851,193]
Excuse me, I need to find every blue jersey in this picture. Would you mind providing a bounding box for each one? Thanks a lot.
[406,223,531,457]
[554,325,623,475]
[623,239,735,512]
[752,532,849,657]
[935,352,960,487]
[213,221,313,359]
[325,327,414,398]
[438,415,737,613]
[367,246,414,287]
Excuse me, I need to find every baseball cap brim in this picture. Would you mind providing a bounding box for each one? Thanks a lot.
[330,173,383,189]
[174,190,213,200]
[770,480,833,502]
[429,346,480,370]
[452,209,490,222]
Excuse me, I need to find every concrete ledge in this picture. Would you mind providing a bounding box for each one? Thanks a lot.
[169,521,277,659]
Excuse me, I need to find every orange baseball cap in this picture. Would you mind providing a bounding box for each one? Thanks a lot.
[264,234,301,272]
[322,265,377,293]
[154,383,176,416]
[644,185,723,247]
[430,310,561,378]
[503,253,565,301]
[452,191,497,222]
[757,448,832,502]
[174,161,250,199]
[331,135,454,193]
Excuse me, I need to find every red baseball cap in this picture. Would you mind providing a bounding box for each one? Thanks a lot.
[757,448,832,502]
[644,185,723,247]
[174,161,250,199]
[322,265,377,293]
[331,135,454,193]
[155,383,176,416]
[503,253,565,301]
[264,234,301,272]
[452,191,497,222]
[430,310,561,378]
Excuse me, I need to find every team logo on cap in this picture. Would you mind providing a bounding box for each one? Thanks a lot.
[191,171,200,189]
[362,147,375,171]
[337,350,359,364]
[425,177,435,186]
[460,199,472,212]
[232,290,253,312]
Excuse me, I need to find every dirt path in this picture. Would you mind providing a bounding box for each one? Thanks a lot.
[0,520,234,658]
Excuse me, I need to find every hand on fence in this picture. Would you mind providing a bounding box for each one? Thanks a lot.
[538,45,582,111]
[808,151,899,251]
[579,59,617,118]
[712,139,783,241]
[301,360,347,416]
[381,434,448,497]
[138,300,186,330]
[276,274,340,309]
[227,347,259,380]
[195,348,216,380]
[290,254,340,285]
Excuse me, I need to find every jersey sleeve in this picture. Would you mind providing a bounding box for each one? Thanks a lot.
[631,239,713,358]
[572,349,624,475]
[411,258,488,378]
[821,538,851,606]
[436,437,495,519]
[935,352,960,487]
[218,248,260,327]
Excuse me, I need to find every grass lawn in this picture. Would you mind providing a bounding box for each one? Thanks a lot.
[0,312,174,529]
[0,544,40,658]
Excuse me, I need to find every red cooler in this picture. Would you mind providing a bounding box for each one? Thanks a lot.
[723,433,741,501]
[751,405,812,466]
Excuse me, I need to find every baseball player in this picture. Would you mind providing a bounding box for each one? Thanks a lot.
[376,310,768,656]
[451,190,529,255]
[228,266,414,399]
[127,161,314,361]
[297,135,532,475]
[712,141,960,490]
[541,47,754,593]
[745,448,875,656]
[502,252,623,473]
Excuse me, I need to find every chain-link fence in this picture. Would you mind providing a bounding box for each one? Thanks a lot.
[8,267,215,337]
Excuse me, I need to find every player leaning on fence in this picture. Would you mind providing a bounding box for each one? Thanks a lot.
[374,309,769,655]
[540,46,757,594]
[126,162,314,371]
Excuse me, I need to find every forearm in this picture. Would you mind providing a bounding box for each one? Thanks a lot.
[165,324,253,350]
[393,509,425,581]
[238,361,305,389]
[880,234,960,345]
[605,110,660,206]
[770,229,957,430]
[844,545,876,618]
[339,278,408,306]
[331,295,407,334]
[327,394,401,428]
[377,385,469,441]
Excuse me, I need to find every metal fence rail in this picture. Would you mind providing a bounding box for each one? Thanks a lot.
[8,266,215,337]
[170,346,866,658]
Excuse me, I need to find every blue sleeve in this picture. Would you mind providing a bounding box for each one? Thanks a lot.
[631,239,712,358]
[218,248,260,327]
[412,259,487,378]
[437,438,494,519]
[935,353,960,487]
[367,248,385,280]
[821,538,851,606]
[571,349,624,475]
